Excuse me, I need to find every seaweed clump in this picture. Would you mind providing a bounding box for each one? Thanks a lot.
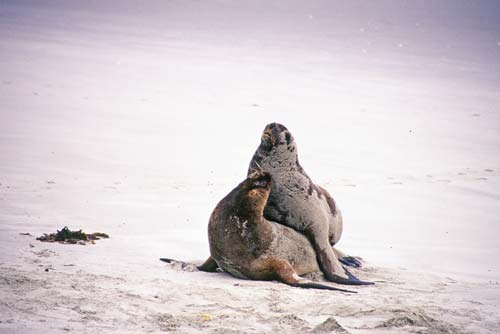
[37,226,109,245]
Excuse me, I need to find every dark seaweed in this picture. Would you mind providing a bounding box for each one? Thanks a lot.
[36,226,109,244]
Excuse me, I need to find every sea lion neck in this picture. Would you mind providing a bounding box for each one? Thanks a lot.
[249,143,300,175]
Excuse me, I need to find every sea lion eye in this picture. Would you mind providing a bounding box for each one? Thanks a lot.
[252,179,268,188]
[261,134,273,151]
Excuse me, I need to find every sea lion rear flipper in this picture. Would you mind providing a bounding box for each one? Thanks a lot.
[197,256,219,272]
[160,257,219,272]
[160,258,175,263]
[271,258,357,293]
[333,247,362,268]
[339,256,362,268]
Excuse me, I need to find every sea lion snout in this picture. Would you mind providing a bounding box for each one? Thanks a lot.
[247,171,272,190]
[262,122,294,148]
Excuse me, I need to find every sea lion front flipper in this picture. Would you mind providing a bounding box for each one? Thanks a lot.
[270,258,356,293]
[333,247,362,268]
[309,232,374,286]
[197,256,219,272]
[336,266,374,285]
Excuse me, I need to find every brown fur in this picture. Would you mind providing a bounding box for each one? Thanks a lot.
[202,172,355,292]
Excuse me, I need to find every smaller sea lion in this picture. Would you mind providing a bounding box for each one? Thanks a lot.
[204,171,357,292]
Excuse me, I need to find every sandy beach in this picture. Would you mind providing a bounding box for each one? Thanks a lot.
[1,1,500,333]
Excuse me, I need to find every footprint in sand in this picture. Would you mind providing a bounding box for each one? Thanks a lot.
[312,317,349,333]
[374,310,463,333]
[386,177,403,185]
[455,169,495,181]
[32,249,57,258]
[340,178,356,187]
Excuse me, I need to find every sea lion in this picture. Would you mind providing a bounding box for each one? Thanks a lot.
[247,122,372,285]
[205,171,356,292]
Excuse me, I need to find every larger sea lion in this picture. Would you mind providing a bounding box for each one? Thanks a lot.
[247,123,372,285]
[204,171,355,292]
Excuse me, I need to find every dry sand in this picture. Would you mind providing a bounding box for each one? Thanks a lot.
[1,1,500,333]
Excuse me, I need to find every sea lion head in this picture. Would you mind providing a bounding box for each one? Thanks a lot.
[250,122,299,173]
[240,171,273,214]
[260,122,296,153]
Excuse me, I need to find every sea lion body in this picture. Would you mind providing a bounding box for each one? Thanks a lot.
[207,172,354,292]
[211,217,319,280]
[248,123,371,285]
[256,162,343,245]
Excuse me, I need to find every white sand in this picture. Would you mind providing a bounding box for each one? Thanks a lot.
[1,1,499,333]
